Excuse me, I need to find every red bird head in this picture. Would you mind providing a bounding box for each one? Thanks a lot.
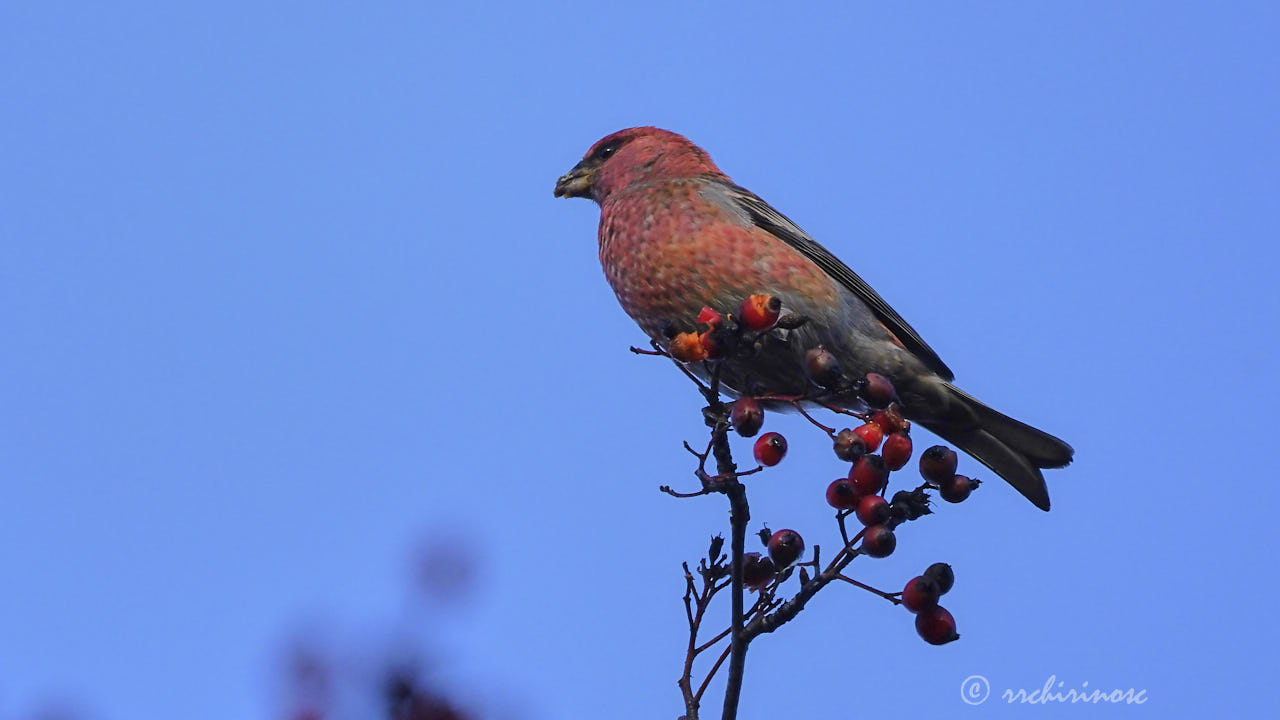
[554,127,725,203]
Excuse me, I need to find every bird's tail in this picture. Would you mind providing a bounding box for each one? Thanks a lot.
[921,385,1074,511]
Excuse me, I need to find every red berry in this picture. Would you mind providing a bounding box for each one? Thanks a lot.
[940,474,979,503]
[855,494,891,526]
[919,445,958,484]
[697,306,723,326]
[849,454,888,496]
[668,331,709,363]
[924,562,955,595]
[767,529,805,568]
[804,346,843,387]
[881,432,913,471]
[915,605,959,645]
[741,552,776,590]
[852,423,883,452]
[832,428,867,462]
[826,478,861,509]
[738,294,782,331]
[901,575,940,614]
[730,397,765,437]
[860,372,896,408]
[753,432,787,466]
[871,405,908,435]
[860,524,896,558]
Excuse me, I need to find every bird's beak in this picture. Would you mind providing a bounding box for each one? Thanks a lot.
[554,161,595,199]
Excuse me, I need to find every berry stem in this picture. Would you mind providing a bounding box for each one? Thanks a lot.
[835,574,903,605]
[790,400,837,437]
[837,511,852,547]
[817,400,873,424]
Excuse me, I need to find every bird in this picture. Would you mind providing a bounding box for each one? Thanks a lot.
[554,127,1073,510]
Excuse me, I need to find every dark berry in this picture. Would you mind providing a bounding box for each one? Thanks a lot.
[855,494,891,526]
[659,319,694,339]
[738,294,782,331]
[939,474,979,503]
[860,525,896,558]
[753,432,787,466]
[915,605,959,645]
[881,432,913,471]
[804,346,843,387]
[890,488,933,522]
[699,325,736,359]
[901,575,940,614]
[730,397,765,437]
[860,372,896,408]
[826,478,860,509]
[833,428,867,462]
[767,529,805,568]
[741,552,776,590]
[919,445,958,484]
[924,562,954,595]
[849,454,888,496]
[852,423,883,453]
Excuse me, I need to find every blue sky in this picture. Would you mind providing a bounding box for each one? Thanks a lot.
[2,2,1278,718]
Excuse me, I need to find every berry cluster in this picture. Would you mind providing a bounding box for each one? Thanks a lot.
[904,563,960,645]
[636,294,986,718]
[665,293,792,364]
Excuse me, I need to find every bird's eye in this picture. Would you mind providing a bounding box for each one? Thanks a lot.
[598,143,617,159]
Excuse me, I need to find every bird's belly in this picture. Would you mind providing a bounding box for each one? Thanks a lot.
[595,188,915,400]
[599,211,837,341]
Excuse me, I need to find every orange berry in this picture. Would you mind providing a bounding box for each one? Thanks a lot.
[668,331,708,363]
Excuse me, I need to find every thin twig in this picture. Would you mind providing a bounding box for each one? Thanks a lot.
[661,485,714,499]
[695,644,734,704]
[694,626,732,654]
[629,346,667,356]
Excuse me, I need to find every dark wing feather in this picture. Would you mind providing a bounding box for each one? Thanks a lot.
[718,180,955,381]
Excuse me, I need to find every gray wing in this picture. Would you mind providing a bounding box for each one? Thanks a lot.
[717,180,955,381]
